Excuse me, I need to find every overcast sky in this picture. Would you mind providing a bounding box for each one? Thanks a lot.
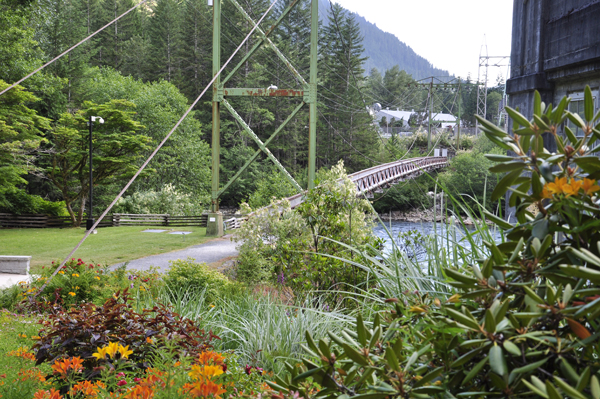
[333,0,514,85]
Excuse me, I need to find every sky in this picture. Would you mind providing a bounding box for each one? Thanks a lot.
[334,0,514,86]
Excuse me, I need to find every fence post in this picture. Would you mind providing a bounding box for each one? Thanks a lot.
[164,214,169,226]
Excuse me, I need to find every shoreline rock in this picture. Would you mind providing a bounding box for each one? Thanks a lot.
[376,208,487,226]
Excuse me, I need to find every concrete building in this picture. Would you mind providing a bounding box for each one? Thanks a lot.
[507,0,600,151]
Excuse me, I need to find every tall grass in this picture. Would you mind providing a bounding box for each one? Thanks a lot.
[134,286,351,373]
[318,176,502,306]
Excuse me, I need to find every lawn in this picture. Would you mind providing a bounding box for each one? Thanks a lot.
[0,226,212,271]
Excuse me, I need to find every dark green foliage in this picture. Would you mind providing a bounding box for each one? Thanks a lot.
[0,189,66,216]
[0,81,51,205]
[372,174,433,213]
[45,99,152,226]
[33,290,217,375]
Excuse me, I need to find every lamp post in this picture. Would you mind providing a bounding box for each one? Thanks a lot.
[86,116,104,231]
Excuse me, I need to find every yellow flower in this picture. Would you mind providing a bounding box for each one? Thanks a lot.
[146,337,154,344]
[92,346,109,361]
[117,344,133,359]
[75,286,79,290]
[209,304,215,309]
[189,364,224,381]
[583,178,600,196]
[562,179,582,197]
[447,294,461,303]
[58,271,65,275]
[105,342,120,359]
[546,177,567,196]
[542,186,553,199]
[68,292,76,297]
[72,273,79,277]
[94,276,100,280]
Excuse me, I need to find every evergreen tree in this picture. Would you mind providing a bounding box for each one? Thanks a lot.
[97,0,143,72]
[318,3,378,172]
[178,0,211,100]
[148,0,181,83]
[35,0,91,108]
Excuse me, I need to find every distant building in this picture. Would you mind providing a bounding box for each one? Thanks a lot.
[375,109,413,128]
[374,109,457,130]
[507,0,600,152]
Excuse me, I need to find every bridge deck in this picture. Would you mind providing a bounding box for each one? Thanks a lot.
[280,156,448,210]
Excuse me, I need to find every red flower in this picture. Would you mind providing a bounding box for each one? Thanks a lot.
[245,365,252,375]
[117,380,127,386]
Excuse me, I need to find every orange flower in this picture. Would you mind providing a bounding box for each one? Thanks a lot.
[197,351,225,366]
[183,380,227,399]
[124,385,155,399]
[33,388,62,399]
[562,179,582,197]
[18,369,46,382]
[51,357,84,376]
[546,177,568,196]
[583,178,600,196]
[7,347,36,361]
[542,186,553,199]
[70,380,102,397]
[189,365,224,381]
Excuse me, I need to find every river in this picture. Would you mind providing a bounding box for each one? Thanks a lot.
[372,220,503,260]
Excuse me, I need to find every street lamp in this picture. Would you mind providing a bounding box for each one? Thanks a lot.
[86,116,104,231]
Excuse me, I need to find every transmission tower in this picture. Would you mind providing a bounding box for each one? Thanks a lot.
[475,39,510,135]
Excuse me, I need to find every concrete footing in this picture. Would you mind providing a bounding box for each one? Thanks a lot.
[0,256,31,275]
[206,212,224,237]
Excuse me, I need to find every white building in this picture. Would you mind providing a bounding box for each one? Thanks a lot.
[375,108,457,130]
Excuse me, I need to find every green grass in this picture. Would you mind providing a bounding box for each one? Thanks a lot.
[0,226,212,271]
[0,310,49,398]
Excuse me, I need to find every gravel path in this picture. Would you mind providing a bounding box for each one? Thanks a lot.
[111,235,239,272]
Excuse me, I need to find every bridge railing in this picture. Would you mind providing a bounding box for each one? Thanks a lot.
[227,156,449,230]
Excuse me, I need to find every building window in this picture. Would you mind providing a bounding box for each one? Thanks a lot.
[566,90,597,138]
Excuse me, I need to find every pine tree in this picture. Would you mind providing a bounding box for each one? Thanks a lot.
[178,0,211,100]
[318,3,378,172]
[97,0,143,72]
[148,0,181,83]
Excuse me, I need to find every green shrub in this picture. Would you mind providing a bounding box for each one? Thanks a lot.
[163,258,233,302]
[246,167,297,209]
[0,189,67,216]
[113,183,208,215]
[18,259,162,308]
[235,161,378,296]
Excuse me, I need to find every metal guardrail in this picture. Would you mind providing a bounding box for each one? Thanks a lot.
[348,156,448,195]
[234,156,448,229]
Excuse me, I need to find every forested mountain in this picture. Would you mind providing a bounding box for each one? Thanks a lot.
[318,0,450,79]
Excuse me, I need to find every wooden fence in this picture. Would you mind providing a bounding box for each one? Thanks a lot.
[112,214,208,227]
[0,213,215,229]
[0,213,112,229]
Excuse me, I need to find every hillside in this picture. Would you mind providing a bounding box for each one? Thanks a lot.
[319,0,450,79]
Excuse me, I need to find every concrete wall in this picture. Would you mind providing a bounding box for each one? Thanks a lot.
[505,0,600,218]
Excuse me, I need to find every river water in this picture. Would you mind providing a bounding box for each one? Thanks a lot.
[372,220,502,260]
